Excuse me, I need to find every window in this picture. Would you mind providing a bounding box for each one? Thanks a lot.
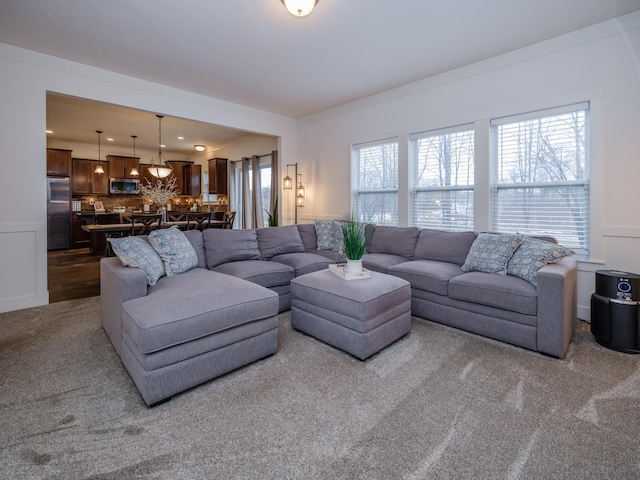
[352,139,398,225]
[492,103,589,254]
[410,126,474,231]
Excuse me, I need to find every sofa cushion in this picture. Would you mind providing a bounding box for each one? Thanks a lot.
[297,223,318,251]
[449,271,538,315]
[203,229,261,268]
[182,230,206,268]
[362,253,411,273]
[507,237,573,285]
[108,236,165,286]
[123,268,279,354]
[368,226,419,259]
[148,226,198,276]
[213,259,295,288]
[414,229,476,266]
[388,260,465,296]
[256,225,305,260]
[315,220,335,250]
[461,233,523,275]
[270,252,332,276]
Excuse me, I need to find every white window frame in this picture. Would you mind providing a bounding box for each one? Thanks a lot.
[351,138,399,225]
[491,102,590,254]
[410,124,475,232]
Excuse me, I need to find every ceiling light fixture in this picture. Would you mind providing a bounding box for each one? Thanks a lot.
[94,130,105,174]
[129,135,139,176]
[281,0,318,17]
[148,115,173,178]
[194,145,206,152]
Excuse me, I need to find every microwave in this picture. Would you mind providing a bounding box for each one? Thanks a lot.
[110,178,140,195]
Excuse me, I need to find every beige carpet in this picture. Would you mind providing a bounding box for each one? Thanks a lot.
[0,296,639,479]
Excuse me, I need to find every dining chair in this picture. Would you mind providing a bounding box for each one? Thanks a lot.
[186,211,212,231]
[97,213,127,257]
[166,211,187,222]
[130,213,162,236]
[223,211,236,229]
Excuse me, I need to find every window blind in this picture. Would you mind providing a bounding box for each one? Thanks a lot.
[492,104,589,254]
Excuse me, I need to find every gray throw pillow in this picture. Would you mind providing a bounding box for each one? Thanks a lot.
[203,229,261,268]
[461,233,524,275]
[148,226,198,276]
[256,225,305,260]
[315,220,335,250]
[297,224,318,251]
[507,237,573,285]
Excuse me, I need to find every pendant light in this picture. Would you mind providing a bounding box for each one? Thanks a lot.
[148,115,173,178]
[94,130,105,174]
[129,135,139,176]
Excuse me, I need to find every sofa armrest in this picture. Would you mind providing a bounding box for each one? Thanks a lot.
[536,256,578,358]
[100,257,148,356]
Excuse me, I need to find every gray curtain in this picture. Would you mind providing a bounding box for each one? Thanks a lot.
[270,150,278,218]
[241,158,251,229]
[252,155,264,228]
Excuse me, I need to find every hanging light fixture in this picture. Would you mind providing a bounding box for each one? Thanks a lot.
[129,135,140,176]
[296,173,305,207]
[283,164,294,190]
[148,115,173,178]
[194,145,206,152]
[94,130,105,174]
[281,0,318,17]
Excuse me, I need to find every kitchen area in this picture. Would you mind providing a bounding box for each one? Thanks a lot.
[47,147,229,253]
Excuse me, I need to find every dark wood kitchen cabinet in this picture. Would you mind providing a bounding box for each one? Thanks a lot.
[184,164,202,195]
[208,158,228,195]
[47,148,72,176]
[108,155,140,179]
[72,158,109,195]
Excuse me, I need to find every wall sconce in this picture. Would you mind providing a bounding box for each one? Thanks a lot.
[284,163,304,222]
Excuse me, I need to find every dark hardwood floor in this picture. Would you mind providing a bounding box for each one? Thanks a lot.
[47,248,102,303]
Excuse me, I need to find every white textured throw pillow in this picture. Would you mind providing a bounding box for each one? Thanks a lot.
[461,233,524,275]
[148,226,198,276]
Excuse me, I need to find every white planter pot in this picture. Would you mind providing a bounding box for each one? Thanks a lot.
[346,259,363,276]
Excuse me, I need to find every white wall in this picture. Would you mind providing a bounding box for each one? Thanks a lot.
[0,44,297,313]
[297,13,640,320]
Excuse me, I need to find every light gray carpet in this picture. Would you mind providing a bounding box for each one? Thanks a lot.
[1,296,639,479]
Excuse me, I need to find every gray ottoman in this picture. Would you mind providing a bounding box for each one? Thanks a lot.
[290,269,412,360]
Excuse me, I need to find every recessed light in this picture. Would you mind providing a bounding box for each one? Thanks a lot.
[46,130,53,134]
[178,136,184,140]
[107,138,114,142]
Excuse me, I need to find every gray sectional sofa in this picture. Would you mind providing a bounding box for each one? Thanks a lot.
[101,222,577,405]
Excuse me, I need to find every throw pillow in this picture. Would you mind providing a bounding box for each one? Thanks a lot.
[461,233,524,275]
[108,236,166,286]
[332,221,345,252]
[507,237,574,285]
[315,220,335,250]
[148,226,198,276]
[256,225,305,260]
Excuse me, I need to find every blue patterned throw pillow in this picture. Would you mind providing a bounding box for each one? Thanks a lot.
[507,237,573,285]
[148,226,198,276]
[461,233,524,275]
[315,220,335,250]
[108,236,166,286]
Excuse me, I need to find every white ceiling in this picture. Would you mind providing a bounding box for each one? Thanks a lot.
[2,0,639,152]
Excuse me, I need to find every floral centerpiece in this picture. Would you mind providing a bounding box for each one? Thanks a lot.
[139,177,178,212]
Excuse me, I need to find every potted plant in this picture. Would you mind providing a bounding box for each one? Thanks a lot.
[264,196,278,227]
[341,211,368,275]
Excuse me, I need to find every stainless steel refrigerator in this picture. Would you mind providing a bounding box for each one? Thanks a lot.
[47,176,71,250]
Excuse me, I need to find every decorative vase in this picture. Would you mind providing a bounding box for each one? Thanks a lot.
[346,259,363,276]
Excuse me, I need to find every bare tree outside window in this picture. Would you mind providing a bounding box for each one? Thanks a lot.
[493,105,589,253]
[352,140,398,225]
[411,127,474,231]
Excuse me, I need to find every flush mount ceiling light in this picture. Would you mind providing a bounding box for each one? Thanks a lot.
[194,145,206,152]
[148,115,173,178]
[281,0,318,17]
[94,130,105,174]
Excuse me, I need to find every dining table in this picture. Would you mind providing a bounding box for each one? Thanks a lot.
[81,217,228,255]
